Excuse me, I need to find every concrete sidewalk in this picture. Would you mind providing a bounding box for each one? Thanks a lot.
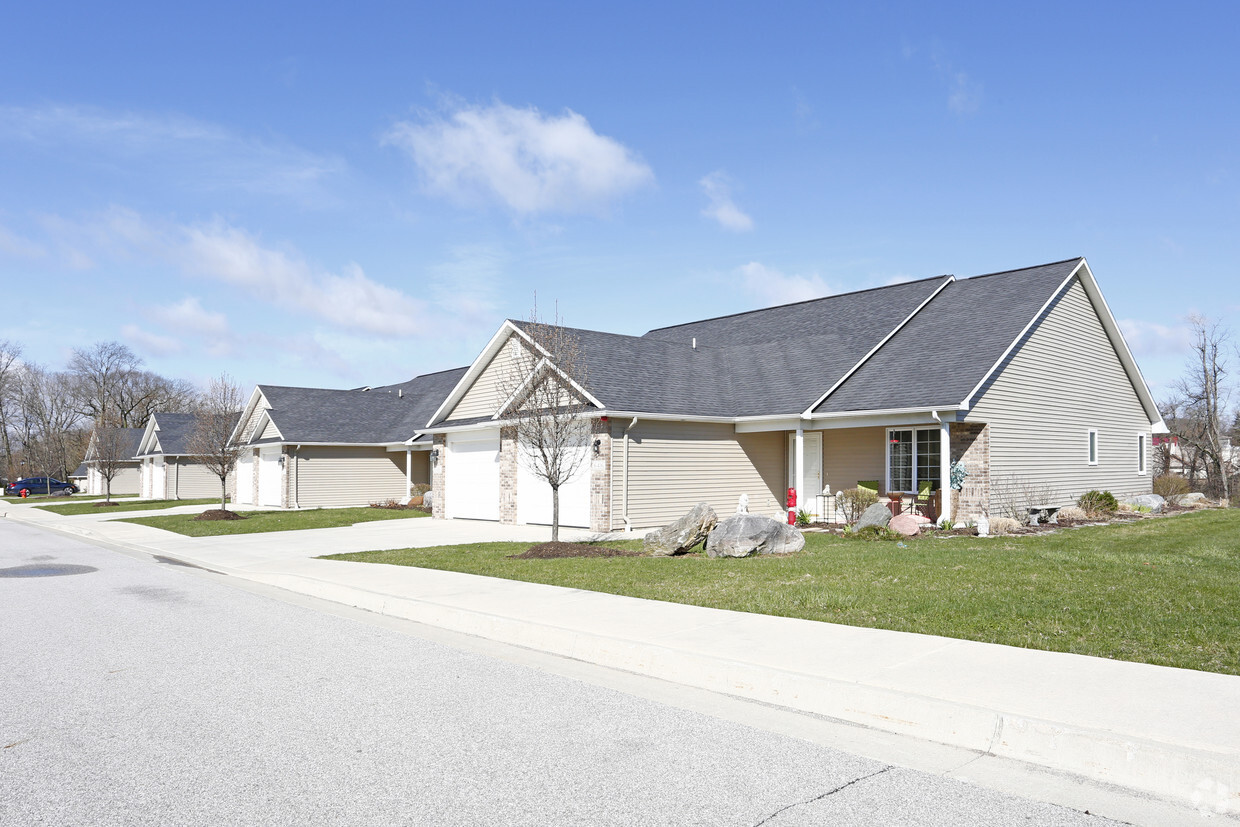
[5,502,1238,819]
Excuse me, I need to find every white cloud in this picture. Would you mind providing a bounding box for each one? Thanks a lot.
[0,104,346,201]
[121,324,182,357]
[384,99,654,215]
[142,297,239,357]
[0,225,46,259]
[700,171,754,232]
[947,71,983,115]
[736,262,831,306]
[1118,319,1193,357]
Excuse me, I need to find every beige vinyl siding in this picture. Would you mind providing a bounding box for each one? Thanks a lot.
[165,459,227,499]
[610,421,784,529]
[291,446,408,508]
[238,393,270,442]
[821,426,886,494]
[965,278,1153,512]
[257,418,281,441]
[408,450,431,487]
[448,339,519,421]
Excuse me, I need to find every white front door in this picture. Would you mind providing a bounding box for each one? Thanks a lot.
[258,447,282,506]
[788,431,824,517]
[235,452,254,505]
[152,456,166,500]
[517,441,591,528]
[445,431,501,520]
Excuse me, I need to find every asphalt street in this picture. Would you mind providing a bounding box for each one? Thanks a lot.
[0,521,1118,826]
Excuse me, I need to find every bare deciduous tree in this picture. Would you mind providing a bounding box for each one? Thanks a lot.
[496,310,593,542]
[18,365,84,489]
[0,339,22,480]
[67,341,196,427]
[1169,315,1234,501]
[90,426,135,504]
[186,374,244,511]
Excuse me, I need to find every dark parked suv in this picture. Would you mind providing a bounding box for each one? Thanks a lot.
[5,477,79,497]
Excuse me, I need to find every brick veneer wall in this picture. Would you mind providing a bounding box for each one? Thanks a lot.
[590,419,612,532]
[951,422,990,519]
[499,427,518,525]
[431,434,446,518]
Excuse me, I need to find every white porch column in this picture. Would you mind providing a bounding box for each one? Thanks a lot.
[794,422,805,516]
[940,420,952,524]
[405,449,413,501]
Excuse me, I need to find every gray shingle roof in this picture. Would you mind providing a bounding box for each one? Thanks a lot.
[484,259,1086,420]
[256,367,469,444]
[145,412,241,456]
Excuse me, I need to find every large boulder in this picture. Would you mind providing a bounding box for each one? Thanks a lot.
[705,514,806,558]
[644,502,718,556]
[854,502,892,531]
[1182,492,1207,505]
[1123,494,1165,513]
[888,513,922,537]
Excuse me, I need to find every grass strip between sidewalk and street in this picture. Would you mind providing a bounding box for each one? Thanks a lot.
[36,497,225,515]
[324,508,1240,676]
[122,506,429,536]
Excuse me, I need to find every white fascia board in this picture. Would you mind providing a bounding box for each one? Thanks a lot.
[504,324,606,410]
[597,409,737,424]
[135,418,159,456]
[245,409,283,444]
[425,321,520,428]
[959,263,1081,410]
[493,356,551,419]
[737,406,961,433]
[1072,259,1167,429]
[801,275,955,416]
[229,386,269,445]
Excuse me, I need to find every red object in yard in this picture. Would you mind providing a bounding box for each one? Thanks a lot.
[786,487,796,508]
[787,508,796,525]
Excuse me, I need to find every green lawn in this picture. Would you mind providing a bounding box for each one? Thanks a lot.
[3,493,138,502]
[36,497,222,516]
[122,506,429,536]
[326,509,1240,675]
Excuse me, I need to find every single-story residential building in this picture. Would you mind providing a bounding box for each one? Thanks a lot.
[228,368,466,508]
[419,258,1166,531]
[135,412,240,500]
[83,427,143,496]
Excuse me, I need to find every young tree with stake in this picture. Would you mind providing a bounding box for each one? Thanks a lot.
[186,375,244,511]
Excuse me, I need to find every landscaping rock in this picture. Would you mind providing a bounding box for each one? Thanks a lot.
[888,513,922,537]
[1123,493,1165,513]
[854,502,892,531]
[1182,492,1207,505]
[643,502,718,556]
[1057,505,1087,521]
[705,514,805,558]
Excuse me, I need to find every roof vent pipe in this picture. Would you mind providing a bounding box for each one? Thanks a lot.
[398,389,403,398]
[692,337,696,350]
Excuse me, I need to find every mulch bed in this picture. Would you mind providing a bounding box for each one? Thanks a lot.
[193,509,248,522]
[509,541,644,559]
[93,501,124,508]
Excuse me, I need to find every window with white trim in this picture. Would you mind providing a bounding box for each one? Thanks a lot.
[1137,433,1147,475]
[1087,429,1099,466]
[887,428,941,493]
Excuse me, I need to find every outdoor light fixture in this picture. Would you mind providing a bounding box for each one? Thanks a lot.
[430,448,440,465]
[593,438,601,456]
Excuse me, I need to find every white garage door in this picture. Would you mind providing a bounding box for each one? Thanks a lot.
[259,447,282,506]
[235,452,254,505]
[517,443,591,528]
[445,431,500,521]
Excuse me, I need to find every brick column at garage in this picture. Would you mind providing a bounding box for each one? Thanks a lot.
[431,434,447,518]
[250,448,260,506]
[499,426,518,525]
[590,418,612,533]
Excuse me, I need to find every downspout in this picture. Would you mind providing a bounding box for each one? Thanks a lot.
[292,446,301,509]
[405,448,413,503]
[622,417,638,532]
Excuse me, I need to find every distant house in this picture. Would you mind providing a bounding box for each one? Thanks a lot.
[419,258,1166,530]
[135,412,241,500]
[83,428,143,496]
[228,368,466,508]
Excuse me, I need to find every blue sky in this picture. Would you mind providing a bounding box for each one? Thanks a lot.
[2,1,1236,397]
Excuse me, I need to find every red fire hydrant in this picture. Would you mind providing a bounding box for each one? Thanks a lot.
[786,487,797,525]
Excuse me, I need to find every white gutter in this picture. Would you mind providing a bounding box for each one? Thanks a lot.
[623,417,638,532]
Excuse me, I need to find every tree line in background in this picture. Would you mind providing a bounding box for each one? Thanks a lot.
[0,340,196,483]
